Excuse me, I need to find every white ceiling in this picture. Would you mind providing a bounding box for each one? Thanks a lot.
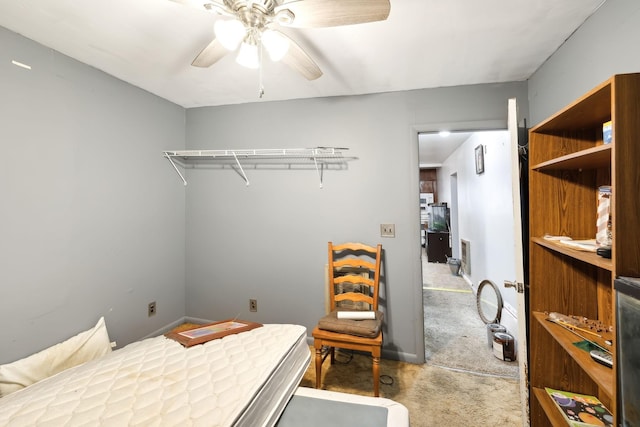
[0,0,605,108]
[419,132,473,167]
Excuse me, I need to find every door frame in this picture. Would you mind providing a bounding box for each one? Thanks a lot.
[507,97,530,426]
[410,119,507,364]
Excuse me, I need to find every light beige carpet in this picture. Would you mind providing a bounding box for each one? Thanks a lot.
[300,349,522,427]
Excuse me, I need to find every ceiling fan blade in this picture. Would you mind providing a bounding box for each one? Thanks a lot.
[275,0,390,28]
[279,33,323,80]
[168,0,209,11]
[169,0,233,15]
[191,38,228,68]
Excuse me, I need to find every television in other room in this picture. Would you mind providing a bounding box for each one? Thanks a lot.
[428,203,449,232]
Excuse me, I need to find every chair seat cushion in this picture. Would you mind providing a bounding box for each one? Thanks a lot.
[317,310,383,338]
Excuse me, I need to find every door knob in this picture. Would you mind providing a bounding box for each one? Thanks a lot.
[504,280,525,293]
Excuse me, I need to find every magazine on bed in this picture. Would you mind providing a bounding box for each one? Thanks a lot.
[545,388,613,427]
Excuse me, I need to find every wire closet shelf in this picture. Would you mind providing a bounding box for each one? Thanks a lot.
[163,147,349,188]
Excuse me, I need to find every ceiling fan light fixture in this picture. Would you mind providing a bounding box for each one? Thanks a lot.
[214,19,245,50]
[261,30,289,61]
[184,0,391,79]
[236,40,260,69]
[273,8,294,26]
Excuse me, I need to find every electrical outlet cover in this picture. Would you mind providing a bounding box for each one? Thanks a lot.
[148,301,156,316]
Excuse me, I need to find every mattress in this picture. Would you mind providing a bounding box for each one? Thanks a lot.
[0,324,309,427]
[276,387,410,427]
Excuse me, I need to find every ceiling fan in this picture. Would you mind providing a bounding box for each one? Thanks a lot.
[172,0,391,80]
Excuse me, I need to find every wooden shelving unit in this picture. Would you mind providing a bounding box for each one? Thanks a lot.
[528,73,640,426]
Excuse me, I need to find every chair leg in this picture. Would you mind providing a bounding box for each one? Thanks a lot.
[315,346,323,390]
[373,355,380,397]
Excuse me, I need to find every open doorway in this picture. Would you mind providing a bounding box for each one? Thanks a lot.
[419,129,519,377]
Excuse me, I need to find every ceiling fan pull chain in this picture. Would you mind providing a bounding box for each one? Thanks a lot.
[258,40,265,98]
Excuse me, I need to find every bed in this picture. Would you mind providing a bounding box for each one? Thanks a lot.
[0,321,310,426]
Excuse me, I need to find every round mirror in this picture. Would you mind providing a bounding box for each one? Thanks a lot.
[476,279,503,324]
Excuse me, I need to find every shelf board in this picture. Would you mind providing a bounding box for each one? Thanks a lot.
[531,144,611,171]
[531,79,611,133]
[532,237,613,271]
[532,387,569,427]
[533,311,614,398]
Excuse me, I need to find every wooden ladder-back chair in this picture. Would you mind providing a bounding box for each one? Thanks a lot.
[312,242,383,396]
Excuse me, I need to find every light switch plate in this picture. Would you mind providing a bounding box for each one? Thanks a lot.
[380,223,395,238]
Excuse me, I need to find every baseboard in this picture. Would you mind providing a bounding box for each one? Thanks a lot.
[462,274,474,292]
[383,349,421,364]
[147,320,423,364]
[185,315,214,325]
[500,304,519,342]
[142,316,215,340]
[305,336,422,364]
[142,317,186,339]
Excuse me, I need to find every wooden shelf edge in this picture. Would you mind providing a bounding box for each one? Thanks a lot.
[532,237,613,271]
[533,312,614,397]
[532,387,568,427]
[530,77,611,133]
[531,144,611,171]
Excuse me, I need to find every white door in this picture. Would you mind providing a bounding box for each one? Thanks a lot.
[505,97,529,426]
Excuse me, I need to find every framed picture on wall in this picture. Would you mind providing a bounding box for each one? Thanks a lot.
[165,319,263,347]
[475,144,484,174]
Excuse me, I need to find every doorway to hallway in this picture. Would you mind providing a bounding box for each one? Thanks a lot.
[418,129,519,375]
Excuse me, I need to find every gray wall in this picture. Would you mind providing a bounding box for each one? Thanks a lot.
[4,0,635,366]
[0,27,187,364]
[184,83,528,362]
[529,0,640,124]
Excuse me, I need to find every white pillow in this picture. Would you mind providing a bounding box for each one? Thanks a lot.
[0,316,111,397]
